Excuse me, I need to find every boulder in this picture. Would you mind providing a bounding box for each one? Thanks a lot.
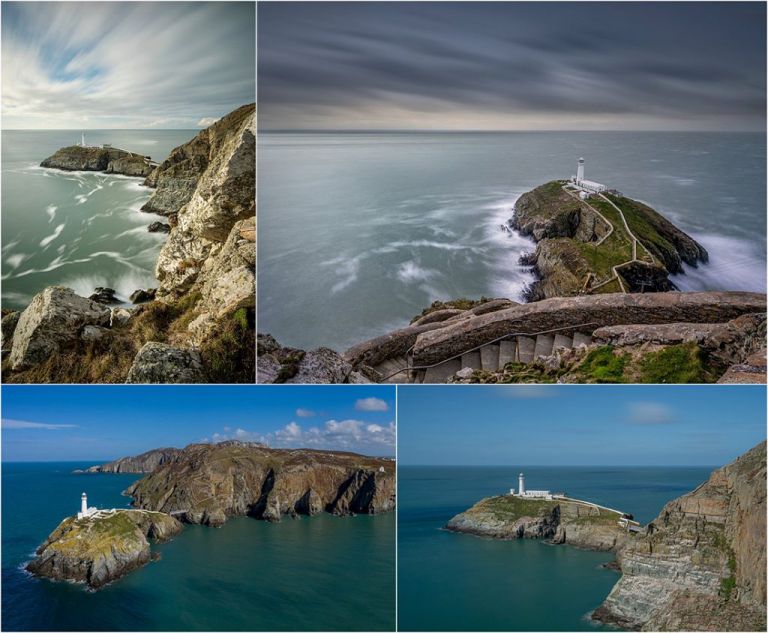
[147,222,171,234]
[286,348,358,384]
[81,325,108,342]
[126,342,205,383]
[111,308,132,326]
[129,288,156,304]
[89,287,120,305]
[9,287,111,370]
[1,310,20,357]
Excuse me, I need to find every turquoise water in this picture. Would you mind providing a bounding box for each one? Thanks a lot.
[259,132,766,351]
[1,130,194,310]
[2,462,395,631]
[397,465,712,631]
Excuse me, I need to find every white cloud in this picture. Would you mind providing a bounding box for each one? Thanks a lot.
[296,408,316,418]
[2,419,78,430]
[197,117,220,127]
[626,402,676,425]
[355,397,389,412]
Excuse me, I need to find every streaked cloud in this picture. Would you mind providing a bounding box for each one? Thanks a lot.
[625,402,677,425]
[296,408,316,418]
[2,419,79,430]
[355,397,389,412]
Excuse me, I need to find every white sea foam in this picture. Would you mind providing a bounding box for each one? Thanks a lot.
[45,205,57,222]
[396,260,439,284]
[40,223,65,247]
[5,253,28,270]
[61,269,157,303]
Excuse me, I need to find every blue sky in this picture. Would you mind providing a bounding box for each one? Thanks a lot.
[2,386,395,462]
[2,2,255,129]
[398,385,766,466]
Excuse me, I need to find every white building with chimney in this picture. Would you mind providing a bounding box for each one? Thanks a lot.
[77,492,98,519]
[509,472,553,500]
[571,157,607,194]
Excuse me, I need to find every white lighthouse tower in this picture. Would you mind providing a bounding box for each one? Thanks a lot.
[77,492,97,519]
[81,132,86,147]
[518,472,526,496]
[576,157,585,182]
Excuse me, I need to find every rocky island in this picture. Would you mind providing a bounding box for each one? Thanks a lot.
[26,509,182,589]
[40,144,156,177]
[2,103,255,384]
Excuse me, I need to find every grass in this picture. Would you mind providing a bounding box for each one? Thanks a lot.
[577,346,628,383]
[636,342,717,384]
[199,307,256,383]
[476,495,556,520]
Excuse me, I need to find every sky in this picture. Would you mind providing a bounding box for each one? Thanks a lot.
[1,385,395,461]
[2,1,255,129]
[398,385,766,466]
[259,2,766,131]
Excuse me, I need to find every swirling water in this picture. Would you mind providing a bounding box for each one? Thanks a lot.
[397,465,713,632]
[258,132,766,351]
[1,130,194,310]
[2,463,395,631]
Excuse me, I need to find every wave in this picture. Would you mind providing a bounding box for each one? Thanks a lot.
[40,223,65,247]
[60,269,157,303]
[45,205,57,222]
[5,253,28,270]
[397,260,440,284]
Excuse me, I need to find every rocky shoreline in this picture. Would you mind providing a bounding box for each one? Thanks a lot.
[2,103,256,384]
[40,145,156,177]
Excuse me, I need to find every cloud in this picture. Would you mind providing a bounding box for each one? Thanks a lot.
[197,116,220,127]
[493,385,554,399]
[625,402,677,425]
[2,419,78,430]
[296,408,316,418]
[355,397,389,412]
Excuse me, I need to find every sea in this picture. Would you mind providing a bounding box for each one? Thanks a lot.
[258,132,766,352]
[1,130,195,310]
[1,462,396,631]
[397,465,713,632]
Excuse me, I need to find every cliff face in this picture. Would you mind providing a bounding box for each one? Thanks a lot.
[446,495,629,552]
[81,448,182,474]
[26,509,182,589]
[125,440,396,526]
[41,146,154,177]
[594,442,766,631]
[511,181,707,300]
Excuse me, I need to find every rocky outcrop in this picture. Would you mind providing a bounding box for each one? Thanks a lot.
[125,342,205,384]
[718,349,767,384]
[26,509,182,589]
[125,440,395,526]
[77,448,182,474]
[593,442,766,631]
[446,495,629,552]
[41,146,153,177]
[8,287,111,370]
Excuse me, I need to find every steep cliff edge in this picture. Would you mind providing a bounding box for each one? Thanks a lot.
[593,442,766,631]
[76,448,182,474]
[3,104,255,384]
[125,440,396,526]
[511,181,708,300]
[26,509,182,589]
[446,494,631,552]
[41,146,154,177]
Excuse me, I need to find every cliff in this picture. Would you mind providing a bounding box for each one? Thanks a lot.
[78,448,182,474]
[446,494,630,552]
[511,181,707,300]
[593,442,766,631]
[26,509,182,589]
[125,440,396,526]
[41,146,154,177]
[3,104,255,384]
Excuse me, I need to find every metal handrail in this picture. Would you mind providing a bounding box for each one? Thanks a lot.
[378,320,601,381]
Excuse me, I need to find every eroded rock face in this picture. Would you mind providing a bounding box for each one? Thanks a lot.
[26,509,182,589]
[594,442,767,631]
[41,146,153,177]
[126,342,205,384]
[79,448,182,474]
[446,495,628,552]
[9,287,111,370]
[125,440,395,525]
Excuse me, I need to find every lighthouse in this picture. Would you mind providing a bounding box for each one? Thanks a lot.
[518,472,525,496]
[81,132,86,147]
[576,157,585,182]
[77,492,97,519]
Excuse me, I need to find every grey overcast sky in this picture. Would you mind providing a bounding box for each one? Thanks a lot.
[258,2,766,131]
[2,1,255,129]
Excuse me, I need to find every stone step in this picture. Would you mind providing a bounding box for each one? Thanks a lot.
[553,334,573,351]
[373,356,410,383]
[534,334,555,360]
[572,332,592,348]
[413,370,426,384]
[461,350,482,371]
[517,336,535,363]
[423,359,462,383]
[498,340,516,368]
[480,345,500,371]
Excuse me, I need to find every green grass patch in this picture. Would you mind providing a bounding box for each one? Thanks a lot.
[576,345,627,383]
[636,342,716,384]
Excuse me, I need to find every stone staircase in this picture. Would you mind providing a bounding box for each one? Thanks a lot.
[372,331,593,384]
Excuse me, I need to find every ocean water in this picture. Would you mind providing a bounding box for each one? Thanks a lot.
[397,465,712,632]
[2,462,395,631]
[258,132,766,352]
[1,130,194,310]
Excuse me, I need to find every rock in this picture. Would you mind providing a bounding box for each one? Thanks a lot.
[455,367,474,379]
[125,441,395,525]
[147,222,171,234]
[9,287,111,370]
[594,442,766,631]
[26,509,182,589]
[41,146,153,177]
[126,342,205,383]
[81,325,108,342]
[89,287,120,305]
[129,288,156,304]
[110,308,132,326]
[718,349,767,384]
[105,155,153,178]
[1,310,20,357]
[286,348,358,384]
[80,448,182,474]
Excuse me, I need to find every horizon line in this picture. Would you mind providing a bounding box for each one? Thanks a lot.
[259,128,765,134]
